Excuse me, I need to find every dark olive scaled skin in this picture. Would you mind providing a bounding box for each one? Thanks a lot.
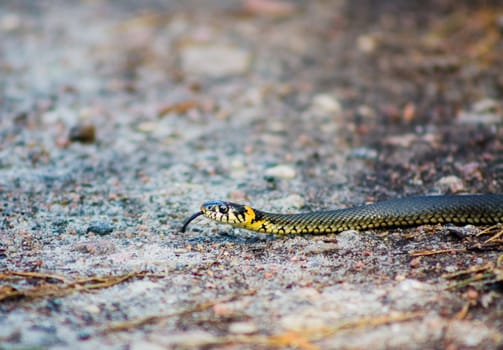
[181,195,503,235]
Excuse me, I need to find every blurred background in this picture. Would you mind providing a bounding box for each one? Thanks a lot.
[1,1,502,349]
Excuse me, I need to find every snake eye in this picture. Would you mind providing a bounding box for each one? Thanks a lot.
[219,204,229,214]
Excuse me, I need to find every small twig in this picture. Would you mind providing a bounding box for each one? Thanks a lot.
[455,301,475,320]
[0,270,70,283]
[224,311,426,349]
[0,271,162,302]
[445,274,496,290]
[483,229,503,244]
[409,248,466,257]
[441,263,493,279]
[497,254,503,268]
[266,331,320,350]
[70,272,157,291]
[476,224,502,236]
[102,289,257,333]
[137,311,425,349]
[318,311,426,338]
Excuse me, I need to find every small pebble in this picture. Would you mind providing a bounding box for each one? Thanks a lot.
[395,274,406,281]
[457,98,502,125]
[466,288,478,301]
[444,265,457,273]
[69,123,96,143]
[46,298,62,312]
[174,248,189,254]
[77,329,92,340]
[86,220,114,235]
[280,313,325,332]
[150,331,217,348]
[471,98,499,113]
[349,147,378,160]
[304,241,338,254]
[435,175,465,193]
[213,303,232,316]
[384,133,418,147]
[83,304,101,314]
[354,260,365,270]
[228,321,257,334]
[73,239,116,255]
[409,257,421,268]
[312,93,342,113]
[265,164,296,179]
[357,34,377,53]
[402,102,416,122]
[395,279,427,292]
[457,111,501,125]
[136,122,156,133]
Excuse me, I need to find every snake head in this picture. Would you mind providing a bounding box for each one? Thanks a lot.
[181,200,256,232]
[201,200,248,224]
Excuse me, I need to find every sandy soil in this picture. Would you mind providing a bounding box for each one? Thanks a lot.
[1,1,502,349]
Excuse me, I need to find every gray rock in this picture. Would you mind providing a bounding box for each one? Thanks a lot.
[86,220,114,235]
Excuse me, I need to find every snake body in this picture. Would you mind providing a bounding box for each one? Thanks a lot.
[181,194,503,235]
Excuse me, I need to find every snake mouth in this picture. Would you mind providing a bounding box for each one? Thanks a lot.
[180,211,204,233]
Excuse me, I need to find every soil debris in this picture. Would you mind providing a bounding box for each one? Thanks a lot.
[1,1,502,349]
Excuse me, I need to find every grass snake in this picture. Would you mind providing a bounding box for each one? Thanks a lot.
[181,194,503,235]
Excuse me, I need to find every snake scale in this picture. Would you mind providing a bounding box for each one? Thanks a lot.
[181,194,503,235]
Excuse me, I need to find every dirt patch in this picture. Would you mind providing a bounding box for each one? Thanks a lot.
[1,1,502,349]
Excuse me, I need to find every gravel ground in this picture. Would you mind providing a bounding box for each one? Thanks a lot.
[1,1,502,349]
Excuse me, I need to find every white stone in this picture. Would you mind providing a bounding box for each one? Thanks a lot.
[228,321,257,334]
[435,175,464,193]
[265,164,296,179]
[312,93,342,113]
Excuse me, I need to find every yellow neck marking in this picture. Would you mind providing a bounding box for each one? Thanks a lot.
[241,205,267,231]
